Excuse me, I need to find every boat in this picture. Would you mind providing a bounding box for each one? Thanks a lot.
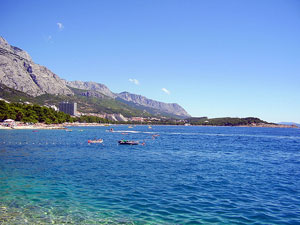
[148,125,152,129]
[128,125,133,128]
[118,140,139,145]
[88,139,103,144]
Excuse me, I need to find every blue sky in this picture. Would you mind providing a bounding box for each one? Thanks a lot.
[1,0,300,123]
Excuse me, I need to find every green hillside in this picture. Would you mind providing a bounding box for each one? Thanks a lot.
[0,84,152,118]
[185,116,272,126]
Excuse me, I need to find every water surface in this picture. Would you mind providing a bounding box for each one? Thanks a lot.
[0,126,300,224]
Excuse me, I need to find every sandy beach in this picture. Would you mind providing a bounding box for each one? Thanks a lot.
[0,122,298,130]
[0,122,66,130]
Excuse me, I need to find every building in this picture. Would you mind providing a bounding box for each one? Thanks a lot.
[59,102,77,116]
[130,117,145,122]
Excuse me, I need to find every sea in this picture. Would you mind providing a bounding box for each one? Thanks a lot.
[0,125,299,224]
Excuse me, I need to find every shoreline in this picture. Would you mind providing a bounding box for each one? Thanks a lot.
[0,122,298,130]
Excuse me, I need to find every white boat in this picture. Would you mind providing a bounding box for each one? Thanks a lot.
[88,139,103,144]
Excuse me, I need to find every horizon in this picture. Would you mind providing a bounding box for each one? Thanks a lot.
[1,0,299,123]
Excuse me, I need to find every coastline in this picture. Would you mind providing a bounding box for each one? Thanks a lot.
[0,123,66,130]
[237,123,299,128]
[0,122,298,130]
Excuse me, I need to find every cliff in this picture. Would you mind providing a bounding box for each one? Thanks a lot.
[66,80,116,98]
[0,37,73,97]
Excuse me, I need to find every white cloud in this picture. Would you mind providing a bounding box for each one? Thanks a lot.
[162,88,170,95]
[129,78,139,85]
[57,22,64,30]
[44,35,53,43]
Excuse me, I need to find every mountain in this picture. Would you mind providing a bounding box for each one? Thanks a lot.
[0,37,73,97]
[66,81,190,118]
[0,83,153,118]
[66,80,116,98]
[0,36,190,118]
[117,92,190,118]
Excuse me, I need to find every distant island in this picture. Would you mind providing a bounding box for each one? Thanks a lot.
[278,122,300,127]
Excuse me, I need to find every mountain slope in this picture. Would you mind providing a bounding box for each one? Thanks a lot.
[0,36,191,118]
[0,83,152,118]
[66,80,116,98]
[66,81,190,118]
[117,92,190,118]
[0,37,73,96]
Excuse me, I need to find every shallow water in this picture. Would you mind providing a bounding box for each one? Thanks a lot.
[0,126,300,224]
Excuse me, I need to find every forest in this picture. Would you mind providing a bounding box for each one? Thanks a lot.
[0,100,109,124]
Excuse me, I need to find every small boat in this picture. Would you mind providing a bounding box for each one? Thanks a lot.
[128,125,133,128]
[88,139,103,144]
[118,140,139,145]
[65,129,72,132]
[148,125,152,129]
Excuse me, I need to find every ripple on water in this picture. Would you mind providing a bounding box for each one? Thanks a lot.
[0,126,300,224]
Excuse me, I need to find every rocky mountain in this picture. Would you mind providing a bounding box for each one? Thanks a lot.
[0,36,190,118]
[67,81,190,118]
[67,81,191,118]
[0,37,73,97]
[66,80,115,98]
[0,83,152,118]
[117,92,190,118]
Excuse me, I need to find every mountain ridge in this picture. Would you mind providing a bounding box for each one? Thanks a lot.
[117,91,190,118]
[0,37,73,97]
[65,80,116,98]
[0,36,190,118]
[67,80,190,118]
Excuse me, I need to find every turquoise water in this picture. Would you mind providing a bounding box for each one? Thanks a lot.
[0,126,300,224]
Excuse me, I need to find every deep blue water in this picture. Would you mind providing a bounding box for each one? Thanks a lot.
[0,125,300,224]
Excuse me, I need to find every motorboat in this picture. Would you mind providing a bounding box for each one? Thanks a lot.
[118,140,139,145]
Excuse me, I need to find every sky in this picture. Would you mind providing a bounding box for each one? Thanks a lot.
[0,0,300,123]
